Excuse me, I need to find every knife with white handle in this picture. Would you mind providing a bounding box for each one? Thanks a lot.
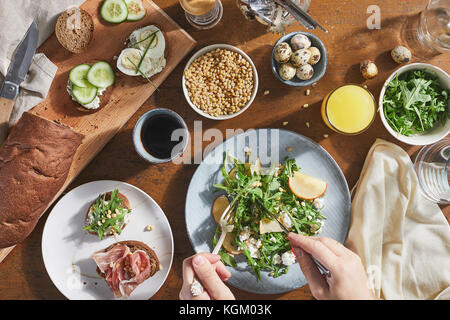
[0,21,39,143]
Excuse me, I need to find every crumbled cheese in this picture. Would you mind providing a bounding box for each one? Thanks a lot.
[273,254,281,264]
[239,226,250,242]
[313,198,325,210]
[281,251,296,266]
[280,212,292,229]
[245,237,262,259]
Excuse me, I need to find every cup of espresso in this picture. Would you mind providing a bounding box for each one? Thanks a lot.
[133,108,189,164]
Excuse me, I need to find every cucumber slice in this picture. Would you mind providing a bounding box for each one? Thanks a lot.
[71,83,98,105]
[101,0,128,24]
[125,0,146,21]
[86,61,115,88]
[69,64,91,88]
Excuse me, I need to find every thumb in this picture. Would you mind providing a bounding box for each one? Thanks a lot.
[192,255,234,300]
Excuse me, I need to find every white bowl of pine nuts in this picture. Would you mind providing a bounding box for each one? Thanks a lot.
[182,44,259,120]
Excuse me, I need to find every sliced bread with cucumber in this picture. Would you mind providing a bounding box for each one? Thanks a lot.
[67,61,115,112]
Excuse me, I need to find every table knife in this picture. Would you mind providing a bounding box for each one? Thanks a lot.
[0,21,39,143]
[255,198,330,276]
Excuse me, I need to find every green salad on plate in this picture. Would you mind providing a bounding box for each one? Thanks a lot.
[212,153,327,279]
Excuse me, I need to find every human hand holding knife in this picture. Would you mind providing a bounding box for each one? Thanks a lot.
[0,21,38,143]
[255,198,330,277]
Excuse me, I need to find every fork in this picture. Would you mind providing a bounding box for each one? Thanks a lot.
[212,200,235,255]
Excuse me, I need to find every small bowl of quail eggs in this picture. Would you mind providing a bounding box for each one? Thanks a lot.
[271,31,327,87]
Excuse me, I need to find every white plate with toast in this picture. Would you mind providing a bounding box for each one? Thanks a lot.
[42,180,173,300]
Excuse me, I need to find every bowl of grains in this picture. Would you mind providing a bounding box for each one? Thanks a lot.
[182,44,258,120]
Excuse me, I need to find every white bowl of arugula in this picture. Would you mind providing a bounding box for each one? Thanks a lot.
[379,63,450,145]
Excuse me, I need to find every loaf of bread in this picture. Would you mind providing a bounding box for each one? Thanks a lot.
[55,7,94,53]
[0,112,83,248]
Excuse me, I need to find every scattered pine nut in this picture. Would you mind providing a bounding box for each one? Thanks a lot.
[305,89,311,96]
[363,84,368,89]
[282,121,288,126]
[264,90,270,95]
[306,122,310,128]
[303,103,309,108]
[323,134,329,138]
[146,225,153,231]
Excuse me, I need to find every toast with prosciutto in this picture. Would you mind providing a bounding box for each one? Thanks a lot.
[91,240,160,298]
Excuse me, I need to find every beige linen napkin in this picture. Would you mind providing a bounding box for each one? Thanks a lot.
[0,0,85,127]
[345,138,450,300]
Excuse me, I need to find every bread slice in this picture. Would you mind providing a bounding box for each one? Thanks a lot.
[97,240,160,278]
[85,191,131,237]
[55,8,94,53]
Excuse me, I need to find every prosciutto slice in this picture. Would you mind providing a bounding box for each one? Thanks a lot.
[91,244,130,274]
[91,244,152,298]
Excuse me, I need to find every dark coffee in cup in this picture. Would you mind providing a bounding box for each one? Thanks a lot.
[141,114,184,159]
[133,108,188,164]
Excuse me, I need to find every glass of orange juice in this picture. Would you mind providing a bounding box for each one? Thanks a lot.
[179,0,223,30]
[321,84,376,135]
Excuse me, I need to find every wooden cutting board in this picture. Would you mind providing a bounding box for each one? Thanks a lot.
[0,0,196,262]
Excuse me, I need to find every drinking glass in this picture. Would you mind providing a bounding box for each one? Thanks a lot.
[179,0,223,30]
[417,0,450,53]
[320,84,376,135]
[414,139,450,205]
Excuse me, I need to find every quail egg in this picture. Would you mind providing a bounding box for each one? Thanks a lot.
[296,64,314,80]
[360,59,378,79]
[308,47,321,65]
[391,46,411,64]
[291,49,311,67]
[290,34,311,51]
[279,63,297,81]
[273,42,292,63]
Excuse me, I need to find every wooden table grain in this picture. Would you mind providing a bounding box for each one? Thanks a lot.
[0,0,448,300]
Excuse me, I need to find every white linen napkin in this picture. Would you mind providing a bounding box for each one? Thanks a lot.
[0,0,85,126]
[345,138,450,300]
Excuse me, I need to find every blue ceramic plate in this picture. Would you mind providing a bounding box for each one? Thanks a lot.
[185,129,350,294]
[271,31,327,87]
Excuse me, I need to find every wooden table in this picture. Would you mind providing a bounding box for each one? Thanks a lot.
[0,0,448,300]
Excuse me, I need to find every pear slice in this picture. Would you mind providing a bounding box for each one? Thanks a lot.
[288,171,327,200]
[211,195,230,224]
[222,232,242,255]
[211,195,241,255]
